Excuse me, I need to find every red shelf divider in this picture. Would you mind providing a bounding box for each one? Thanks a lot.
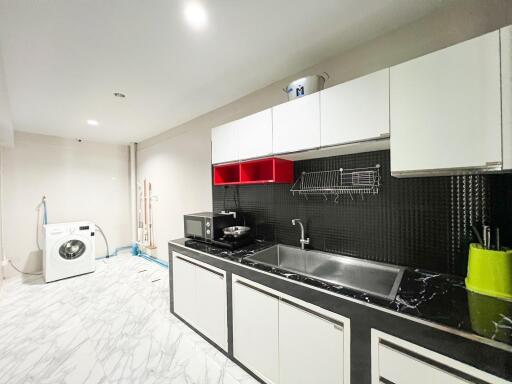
[213,157,293,186]
[213,162,240,185]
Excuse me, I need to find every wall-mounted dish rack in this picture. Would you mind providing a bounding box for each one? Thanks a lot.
[290,164,381,200]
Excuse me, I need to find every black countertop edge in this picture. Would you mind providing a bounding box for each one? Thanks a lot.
[169,238,512,352]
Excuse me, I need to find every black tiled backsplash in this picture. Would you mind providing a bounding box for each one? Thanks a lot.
[212,150,512,276]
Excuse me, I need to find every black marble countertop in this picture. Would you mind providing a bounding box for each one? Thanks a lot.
[171,238,512,348]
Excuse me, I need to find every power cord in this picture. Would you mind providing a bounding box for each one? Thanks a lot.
[95,224,110,258]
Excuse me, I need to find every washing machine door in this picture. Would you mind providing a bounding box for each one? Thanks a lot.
[58,239,87,260]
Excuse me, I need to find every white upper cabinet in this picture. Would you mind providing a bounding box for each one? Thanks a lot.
[501,25,512,170]
[212,109,273,164]
[390,30,502,176]
[237,108,273,161]
[272,93,321,154]
[212,120,239,164]
[321,69,390,147]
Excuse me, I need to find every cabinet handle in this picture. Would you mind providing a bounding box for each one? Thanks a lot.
[485,161,502,167]
[379,133,390,138]
[235,280,280,299]
[175,256,224,278]
[280,298,344,329]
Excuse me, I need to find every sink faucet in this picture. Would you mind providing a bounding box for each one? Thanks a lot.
[292,219,310,250]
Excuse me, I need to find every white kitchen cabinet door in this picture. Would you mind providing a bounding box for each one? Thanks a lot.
[279,300,344,384]
[390,30,502,176]
[501,25,512,170]
[172,254,197,325]
[238,109,273,161]
[233,281,279,384]
[212,121,238,164]
[321,69,389,147]
[195,265,227,350]
[272,93,321,154]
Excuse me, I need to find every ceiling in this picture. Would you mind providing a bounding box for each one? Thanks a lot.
[0,0,452,144]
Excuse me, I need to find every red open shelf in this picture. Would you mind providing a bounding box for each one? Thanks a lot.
[213,163,240,185]
[213,157,293,186]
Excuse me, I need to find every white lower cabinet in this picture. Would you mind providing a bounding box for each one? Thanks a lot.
[279,300,344,384]
[194,264,227,348]
[233,280,280,384]
[173,254,197,324]
[233,276,349,384]
[372,330,510,384]
[172,252,227,351]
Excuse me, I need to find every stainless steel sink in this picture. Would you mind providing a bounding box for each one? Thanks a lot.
[245,244,405,300]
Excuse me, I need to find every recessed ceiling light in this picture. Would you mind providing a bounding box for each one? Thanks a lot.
[113,92,126,98]
[87,119,99,126]
[184,2,207,29]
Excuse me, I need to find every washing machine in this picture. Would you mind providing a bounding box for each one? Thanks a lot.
[43,221,96,283]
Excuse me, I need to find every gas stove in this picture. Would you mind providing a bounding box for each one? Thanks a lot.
[185,236,255,251]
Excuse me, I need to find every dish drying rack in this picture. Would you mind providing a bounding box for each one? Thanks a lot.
[290,164,381,201]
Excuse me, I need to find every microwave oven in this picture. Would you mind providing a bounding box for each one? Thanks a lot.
[184,212,236,242]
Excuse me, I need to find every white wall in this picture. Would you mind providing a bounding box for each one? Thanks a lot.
[137,126,212,259]
[0,44,14,148]
[1,132,130,278]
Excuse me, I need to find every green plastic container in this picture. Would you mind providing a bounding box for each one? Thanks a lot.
[465,243,512,300]
[467,291,512,343]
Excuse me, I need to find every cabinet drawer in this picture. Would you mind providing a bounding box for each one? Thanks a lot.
[378,344,469,384]
[372,330,508,384]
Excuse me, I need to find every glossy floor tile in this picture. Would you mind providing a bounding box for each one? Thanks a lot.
[0,254,258,384]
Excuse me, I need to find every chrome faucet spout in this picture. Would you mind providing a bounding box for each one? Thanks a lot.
[291,219,310,250]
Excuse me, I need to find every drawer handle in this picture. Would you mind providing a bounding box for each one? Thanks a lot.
[485,161,502,167]
[176,256,224,278]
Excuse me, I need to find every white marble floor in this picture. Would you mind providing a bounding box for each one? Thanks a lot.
[0,254,258,384]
